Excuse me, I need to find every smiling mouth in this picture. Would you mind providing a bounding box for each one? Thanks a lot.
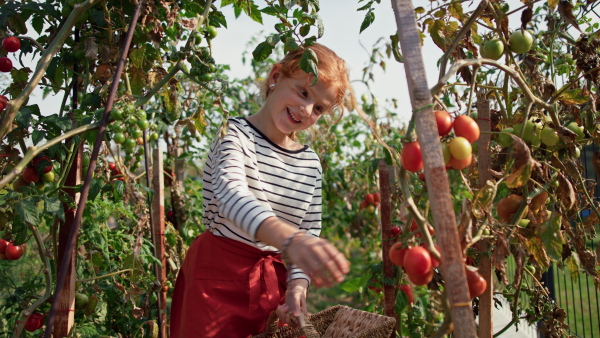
[287,108,301,123]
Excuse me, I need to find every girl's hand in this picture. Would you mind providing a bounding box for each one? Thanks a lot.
[286,235,350,288]
[276,279,308,327]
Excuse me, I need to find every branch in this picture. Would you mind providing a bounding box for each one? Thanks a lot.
[0,123,99,191]
[11,225,54,338]
[76,269,134,283]
[0,0,100,140]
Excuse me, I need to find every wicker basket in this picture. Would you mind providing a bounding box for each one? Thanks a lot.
[252,305,396,338]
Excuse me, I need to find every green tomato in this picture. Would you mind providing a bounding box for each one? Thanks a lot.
[137,119,150,130]
[518,219,530,228]
[123,138,137,149]
[82,155,90,167]
[131,129,143,138]
[448,136,472,160]
[496,128,514,147]
[150,132,159,141]
[509,29,534,54]
[540,127,559,146]
[113,132,126,144]
[205,25,218,40]
[197,73,213,82]
[566,121,584,140]
[481,39,504,60]
[41,171,55,183]
[441,142,451,165]
[110,108,124,121]
[75,293,89,310]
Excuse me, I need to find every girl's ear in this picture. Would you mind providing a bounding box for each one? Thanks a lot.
[269,63,282,84]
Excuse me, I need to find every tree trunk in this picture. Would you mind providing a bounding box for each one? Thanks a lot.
[390,0,478,336]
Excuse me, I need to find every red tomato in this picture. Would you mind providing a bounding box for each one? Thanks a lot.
[0,239,8,255]
[24,312,44,332]
[403,246,432,277]
[449,154,472,170]
[399,284,414,304]
[453,115,480,143]
[0,57,12,72]
[108,162,117,170]
[365,193,375,205]
[407,266,434,285]
[0,95,7,106]
[22,166,39,184]
[425,244,441,268]
[466,267,487,298]
[373,192,380,203]
[419,172,426,182]
[2,37,21,52]
[401,141,423,173]
[389,242,407,267]
[434,110,453,136]
[33,156,53,173]
[5,243,23,260]
[391,226,401,237]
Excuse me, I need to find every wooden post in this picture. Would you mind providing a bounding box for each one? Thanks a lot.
[55,143,82,337]
[175,147,185,193]
[476,100,493,337]
[379,160,396,326]
[390,0,478,336]
[152,148,167,338]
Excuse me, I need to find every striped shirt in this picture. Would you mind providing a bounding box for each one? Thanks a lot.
[202,117,322,281]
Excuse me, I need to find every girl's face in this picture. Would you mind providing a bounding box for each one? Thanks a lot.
[263,65,338,136]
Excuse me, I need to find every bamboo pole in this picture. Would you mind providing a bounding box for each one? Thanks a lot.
[476,100,493,337]
[152,148,167,337]
[390,0,478,336]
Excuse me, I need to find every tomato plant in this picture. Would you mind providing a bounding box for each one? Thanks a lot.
[401,141,423,173]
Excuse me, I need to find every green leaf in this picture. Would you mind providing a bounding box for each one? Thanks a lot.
[11,217,28,245]
[252,41,274,62]
[129,67,147,96]
[299,48,318,85]
[84,295,98,319]
[44,196,65,221]
[113,180,125,201]
[15,196,40,224]
[243,2,263,24]
[339,274,370,293]
[31,15,44,34]
[359,9,375,33]
[395,288,409,313]
[89,179,103,201]
[31,129,45,145]
[556,89,589,105]
[540,211,565,261]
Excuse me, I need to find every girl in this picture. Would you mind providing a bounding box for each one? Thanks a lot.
[170,43,353,337]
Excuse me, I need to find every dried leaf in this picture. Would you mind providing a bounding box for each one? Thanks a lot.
[84,295,98,318]
[557,172,576,211]
[493,237,510,285]
[458,200,473,251]
[84,37,98,61]
[524,230,550,269]
[505,136,537,188]
[521,7,533,30]
[472,179,498,218]
[540,211,565,261]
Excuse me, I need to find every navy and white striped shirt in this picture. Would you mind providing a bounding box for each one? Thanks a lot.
[202,117,322,281]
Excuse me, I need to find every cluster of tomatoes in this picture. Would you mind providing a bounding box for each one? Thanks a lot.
[388,219,487,298]
[401,111,481,174]
[108,162,124,182]
[171,25,218,82]
[0,238,25,260]
[0,36,20,73]
[13,156,55,191]
[359,192,380,212]
[108,104,157,171]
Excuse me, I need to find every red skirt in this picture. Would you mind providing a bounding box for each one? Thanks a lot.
[169,231,287,337]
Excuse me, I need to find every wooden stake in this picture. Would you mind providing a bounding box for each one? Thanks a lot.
[152,148,167,338]
[390,0,477,336]
[379,160,396,325]
[476,100,493,338]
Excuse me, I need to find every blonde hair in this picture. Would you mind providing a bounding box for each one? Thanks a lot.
[262,43,355,122]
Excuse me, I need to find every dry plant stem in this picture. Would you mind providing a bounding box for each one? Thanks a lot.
[465,65,480,118]
[495,272,524,337]
[0,0,99,141]
[398,167,441,261]
[0,123,99,191]
[11,226,53,338]
[516,101,533,140]
[437,0,489,80]
[574,169,600,220]
[76,269,134,283]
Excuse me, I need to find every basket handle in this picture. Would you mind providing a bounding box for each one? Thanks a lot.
[263,311,320,337]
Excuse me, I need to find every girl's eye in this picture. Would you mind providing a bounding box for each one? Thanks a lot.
[300,89,308,98]
[315,106,324,114]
